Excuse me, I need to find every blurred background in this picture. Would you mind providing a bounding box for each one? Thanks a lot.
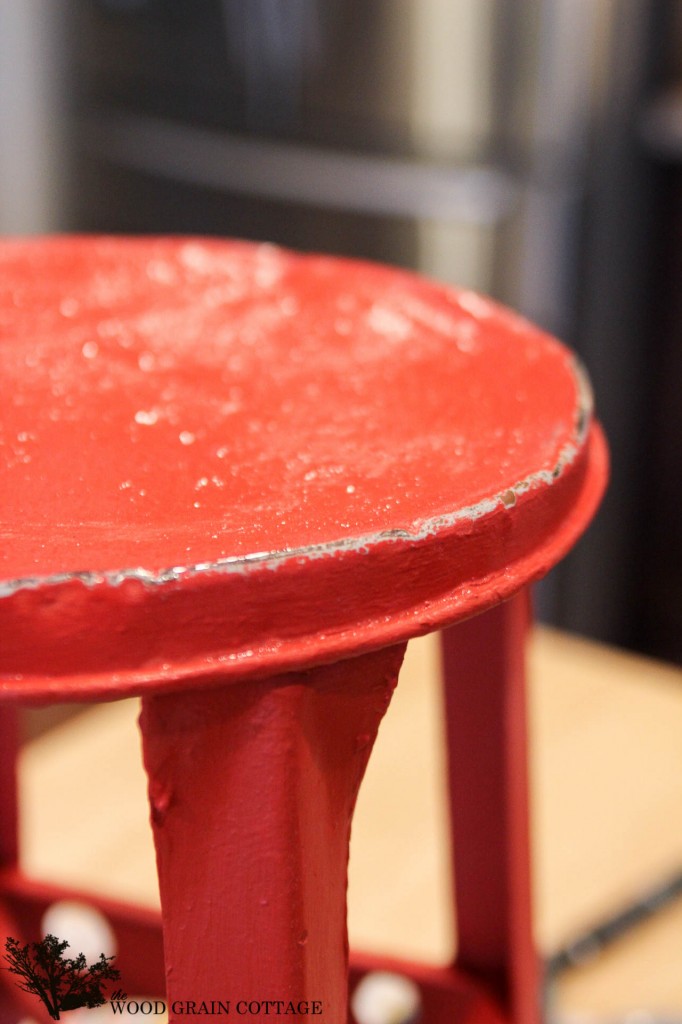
[2,3,682,1021]
[2,0,682,663]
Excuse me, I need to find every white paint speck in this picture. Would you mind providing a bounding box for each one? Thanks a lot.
[346,484,356,494]
[367,304,412,342]
[138,352,155,372]
[254,261,283,289]
[179,431,196,446]
[134,409,159,426]
[221,400,241,416]
[81,341,99,359]
[457,291,494,319]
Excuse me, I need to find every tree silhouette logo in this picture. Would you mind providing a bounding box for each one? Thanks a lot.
[3,933,120,1019]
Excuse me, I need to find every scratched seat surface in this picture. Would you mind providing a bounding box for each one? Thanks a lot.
[0,237,607,700]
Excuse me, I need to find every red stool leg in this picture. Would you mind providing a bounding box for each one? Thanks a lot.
[0,708,20,1024]
[139,644,406,1024]
[0,713,52,1024]
[441,591,540,1024]
[0,709,19,871]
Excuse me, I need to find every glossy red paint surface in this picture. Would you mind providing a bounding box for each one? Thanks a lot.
[0,237,607,699]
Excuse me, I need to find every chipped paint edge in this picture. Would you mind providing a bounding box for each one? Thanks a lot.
[0,357,593,599]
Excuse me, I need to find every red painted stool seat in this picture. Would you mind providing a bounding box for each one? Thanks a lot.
[0,238,607,1024]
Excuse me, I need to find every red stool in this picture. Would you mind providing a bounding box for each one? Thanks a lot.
[0,238,607,1024]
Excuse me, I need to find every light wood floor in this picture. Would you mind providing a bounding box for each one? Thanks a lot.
[17,627,682,1019]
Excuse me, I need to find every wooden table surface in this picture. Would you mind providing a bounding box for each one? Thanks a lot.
[18,626,682,1019]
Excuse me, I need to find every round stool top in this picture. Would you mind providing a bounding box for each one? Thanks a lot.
[0,237,607,701]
